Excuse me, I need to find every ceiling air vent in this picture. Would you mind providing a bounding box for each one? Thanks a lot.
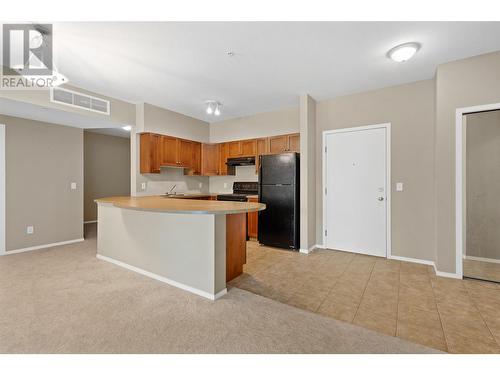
[50,87,110,115]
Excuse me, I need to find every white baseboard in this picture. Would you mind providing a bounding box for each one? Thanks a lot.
[315,243,326,249]
[84,220,97,224]
[388,254,434,266]
[299,244,318,254]
[463,255,500,264]
[316,246,462,280]
[96,253,227,300]
[4,238,84,255]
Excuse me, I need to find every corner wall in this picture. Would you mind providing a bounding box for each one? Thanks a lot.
[0,115,83,251]
[435,51,500,274]
[84,131,131,222]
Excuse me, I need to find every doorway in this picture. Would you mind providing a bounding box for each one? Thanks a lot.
[461,109,500,283]
[323,124,391,257]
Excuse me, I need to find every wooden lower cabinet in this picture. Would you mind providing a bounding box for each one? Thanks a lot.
[226,213,247,282]
[247,197,259,239]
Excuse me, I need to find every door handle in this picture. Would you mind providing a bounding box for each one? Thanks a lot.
[378,197,385,201]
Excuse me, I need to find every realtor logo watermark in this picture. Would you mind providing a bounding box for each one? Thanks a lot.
[1,23,67,89]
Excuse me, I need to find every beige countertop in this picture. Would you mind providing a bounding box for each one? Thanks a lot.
[95,196,265,215]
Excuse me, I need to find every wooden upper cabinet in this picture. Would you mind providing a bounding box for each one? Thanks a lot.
[269,133,300,154]
[140,133,162,174]
[256,137,268,173]
[228,141,242,157]
[219,142,229,176]
[162,136,179,166]
[288,133,300,152]
[241,139,257,156]
[269,135,288,154]
[178,139,194,168]
[190,142,201,175]
[201,143,220,176]
[140,132,299,175]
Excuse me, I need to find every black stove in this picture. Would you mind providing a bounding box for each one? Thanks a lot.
[216,182,258,202]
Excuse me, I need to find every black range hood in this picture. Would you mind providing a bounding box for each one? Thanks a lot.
[226,156,255,166]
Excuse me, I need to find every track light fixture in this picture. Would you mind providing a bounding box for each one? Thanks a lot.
[205,100,222,116]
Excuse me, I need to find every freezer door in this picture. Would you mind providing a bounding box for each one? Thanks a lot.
[258,184,298,249]
[259,153,297,186]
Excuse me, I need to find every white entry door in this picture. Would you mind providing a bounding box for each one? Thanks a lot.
[324,125,389,257]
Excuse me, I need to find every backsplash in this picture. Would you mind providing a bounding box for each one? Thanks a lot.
[209,165,258,193]
[136,167,209,196]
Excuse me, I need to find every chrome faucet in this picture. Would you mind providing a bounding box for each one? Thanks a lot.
[167,184,177,195]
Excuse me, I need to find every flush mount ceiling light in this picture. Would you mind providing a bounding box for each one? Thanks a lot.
[387,42,420,62]
[205,100,222,116]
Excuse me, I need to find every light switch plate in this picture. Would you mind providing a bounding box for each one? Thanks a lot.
[70,182,77,190]
[198,182,203,189]
[396,182,403,192]
[141,182,146,190]
[223,183,228,189]
[27,226,34,234]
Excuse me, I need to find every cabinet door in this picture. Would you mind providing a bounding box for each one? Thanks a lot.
[162,136,179,166]
[140,133,161,174]
[247,197,259,238]
[219,142,229,176]
[228,141,242,157]
[191,142,201,175]
[178,139,194,168]
[241,139,257,156]
[269,135,288,154]
[288,133,300,152]
[201,143,220,176]
[255,138,268,173]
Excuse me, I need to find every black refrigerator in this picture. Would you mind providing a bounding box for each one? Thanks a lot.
[258,152,300,250]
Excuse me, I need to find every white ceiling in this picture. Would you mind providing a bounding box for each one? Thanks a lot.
[53,22,500,122]
[85,127,131,138]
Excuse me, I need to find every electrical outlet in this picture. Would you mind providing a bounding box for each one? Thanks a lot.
[396,182,404,192]
[198,182,203,189]
[26,226,34,235]
[70,182,77,190]
[141,182,146,190]
[223,183,228,189]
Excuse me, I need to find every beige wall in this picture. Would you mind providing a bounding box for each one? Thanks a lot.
[435,51,500,273]
[316,80,436,262]
[300,95,317,250]
[209,107,299,143]
[133,103,210,196]
[465,110,500,260]
[1,115,83,251]
[84,131,130,222]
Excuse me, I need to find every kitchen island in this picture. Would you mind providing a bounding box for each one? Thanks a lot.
[95,196,265,300]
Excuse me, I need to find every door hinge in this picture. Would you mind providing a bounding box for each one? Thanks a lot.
[325,187,327,195]
[325,230,327,236]
[325,146,327,153]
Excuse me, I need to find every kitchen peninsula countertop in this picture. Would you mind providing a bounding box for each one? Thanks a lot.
[95,196,265,215]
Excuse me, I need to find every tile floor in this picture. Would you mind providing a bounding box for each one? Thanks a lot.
[229,241,500,353]
[463,258,500,283]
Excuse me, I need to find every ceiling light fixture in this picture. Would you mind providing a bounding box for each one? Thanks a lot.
[205,100,222,116]
[387,42,420,62]
[122,125,132,131]
[214,103,221,116]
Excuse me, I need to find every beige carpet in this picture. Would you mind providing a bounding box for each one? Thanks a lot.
[0,225,439,354]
